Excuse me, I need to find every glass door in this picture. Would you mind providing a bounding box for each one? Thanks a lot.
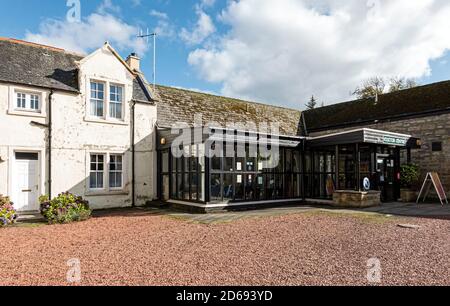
[376,154,395,202]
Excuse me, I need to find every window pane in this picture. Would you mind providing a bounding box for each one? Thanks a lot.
[210,174,222,201]
[90,154,105,189]
[162,152,169,173]
[90,82,104,117]
[109,154,123,188]
[245,174,255,200]
[235,174,244,200]
[223,173,233,201]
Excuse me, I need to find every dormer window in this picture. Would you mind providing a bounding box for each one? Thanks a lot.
[15,92,40,112]
[90,81,105,117]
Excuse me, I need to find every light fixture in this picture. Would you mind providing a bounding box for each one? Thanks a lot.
[160,138,166,145]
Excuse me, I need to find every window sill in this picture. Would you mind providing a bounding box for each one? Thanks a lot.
[84,117,128,126]
[7,109,46,118]
[85,190,129,197]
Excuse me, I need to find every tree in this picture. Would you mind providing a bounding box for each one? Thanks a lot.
[388,77,418,92]
[306,95,317,110]
[353,76,419,99]
[352,77,385,99]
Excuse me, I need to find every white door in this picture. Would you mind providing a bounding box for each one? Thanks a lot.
[13,152,40,212]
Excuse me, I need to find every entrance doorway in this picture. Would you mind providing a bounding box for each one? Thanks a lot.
[376,154,396,202]
[12,152,40,212]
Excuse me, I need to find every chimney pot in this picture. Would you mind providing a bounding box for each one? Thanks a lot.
[126,53,140,71]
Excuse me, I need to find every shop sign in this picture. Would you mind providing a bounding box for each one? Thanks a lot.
[382,136,407,146]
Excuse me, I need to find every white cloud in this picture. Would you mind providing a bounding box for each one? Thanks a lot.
[180,9,216,45]
[98,0,121,14]
[149,10,175,38]
[200,0,216,8]
[24,13,147,56]
[131,0,141,7]
[150,10,169,20]
[188,0,450,108]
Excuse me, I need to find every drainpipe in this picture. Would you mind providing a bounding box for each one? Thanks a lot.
[48,90,54,198]
[131,101,136,207]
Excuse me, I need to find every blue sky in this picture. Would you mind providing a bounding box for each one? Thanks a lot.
[1,0,450,109]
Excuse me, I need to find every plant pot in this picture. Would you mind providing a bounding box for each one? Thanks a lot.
[400,189,418,203]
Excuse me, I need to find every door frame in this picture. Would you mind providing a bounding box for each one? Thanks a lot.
[375,153,396,202]
[8,147,45,211]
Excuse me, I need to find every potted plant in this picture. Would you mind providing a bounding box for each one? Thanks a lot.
[400,164,420,202]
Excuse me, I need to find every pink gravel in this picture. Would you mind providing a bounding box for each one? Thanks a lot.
[0,210,449,286]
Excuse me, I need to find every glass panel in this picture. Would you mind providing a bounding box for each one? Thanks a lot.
[183,174,190,200]
[293,151,301,172]
[285,174,293,198]
[211,149,221,171]
[285,150,292,173]
[191,173,198,201]
[17,93,26,108]
[223,173,233,202]
[90,154,104,189]
[211,174,222,201]
[266,173,275,199]
[338,145,356,190]
[177,173,182,199]
[224,145,234,172]
[199,173,205,202]
[162,152,169,173]
[90,82,105,117]
[235,174,244,200]
[256,175,265,200]
[109,154,123,188]
[162,175,170,201]
[171,174,177,199]
[246,146,256,172]
[245,174,255,200]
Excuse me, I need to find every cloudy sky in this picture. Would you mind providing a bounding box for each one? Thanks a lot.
[1,0,450,109]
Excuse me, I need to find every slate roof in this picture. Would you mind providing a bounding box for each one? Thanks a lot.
[0,38,83,92]
[156,85,302,137]
[0,38,153,103]
[303,80,450,133]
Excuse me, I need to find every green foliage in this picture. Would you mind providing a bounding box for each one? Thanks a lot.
[39,192,91,224]
[353,76,419,99]
[0,195,18,227]
[400,164,420,188]
[306,95,317,110]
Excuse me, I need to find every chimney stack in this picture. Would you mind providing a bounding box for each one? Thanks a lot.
[126,53,140,71]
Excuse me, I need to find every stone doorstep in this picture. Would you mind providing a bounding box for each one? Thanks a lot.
[17,212,45,222]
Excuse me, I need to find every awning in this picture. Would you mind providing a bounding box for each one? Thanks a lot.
[307,128,419,148]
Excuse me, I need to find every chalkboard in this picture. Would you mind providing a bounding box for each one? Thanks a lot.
[417,172,448,205]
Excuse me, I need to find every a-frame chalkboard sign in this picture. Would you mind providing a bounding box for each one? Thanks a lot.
[416,172,448,205]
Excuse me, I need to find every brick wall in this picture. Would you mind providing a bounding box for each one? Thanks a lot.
[308,112,450,193]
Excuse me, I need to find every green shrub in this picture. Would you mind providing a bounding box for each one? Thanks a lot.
[0,195,18,227]
[39,192,92,224]
[400,164,420,189]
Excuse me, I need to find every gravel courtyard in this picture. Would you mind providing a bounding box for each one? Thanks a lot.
[0,208,449,286]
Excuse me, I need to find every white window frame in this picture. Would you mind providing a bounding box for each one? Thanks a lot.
[14,91,42,113]
[7,86,47,118]
[89,153,106,191]
[89,81,106,118]
[109,83,124,120]
[87,152,126,193]
[109,154,124,190]
[85,77,127,123]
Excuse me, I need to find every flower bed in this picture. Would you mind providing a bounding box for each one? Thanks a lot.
[40,192,92,224]
[0,195,18,227]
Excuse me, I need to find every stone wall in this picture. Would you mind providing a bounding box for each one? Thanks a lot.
[309,112,450,195]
